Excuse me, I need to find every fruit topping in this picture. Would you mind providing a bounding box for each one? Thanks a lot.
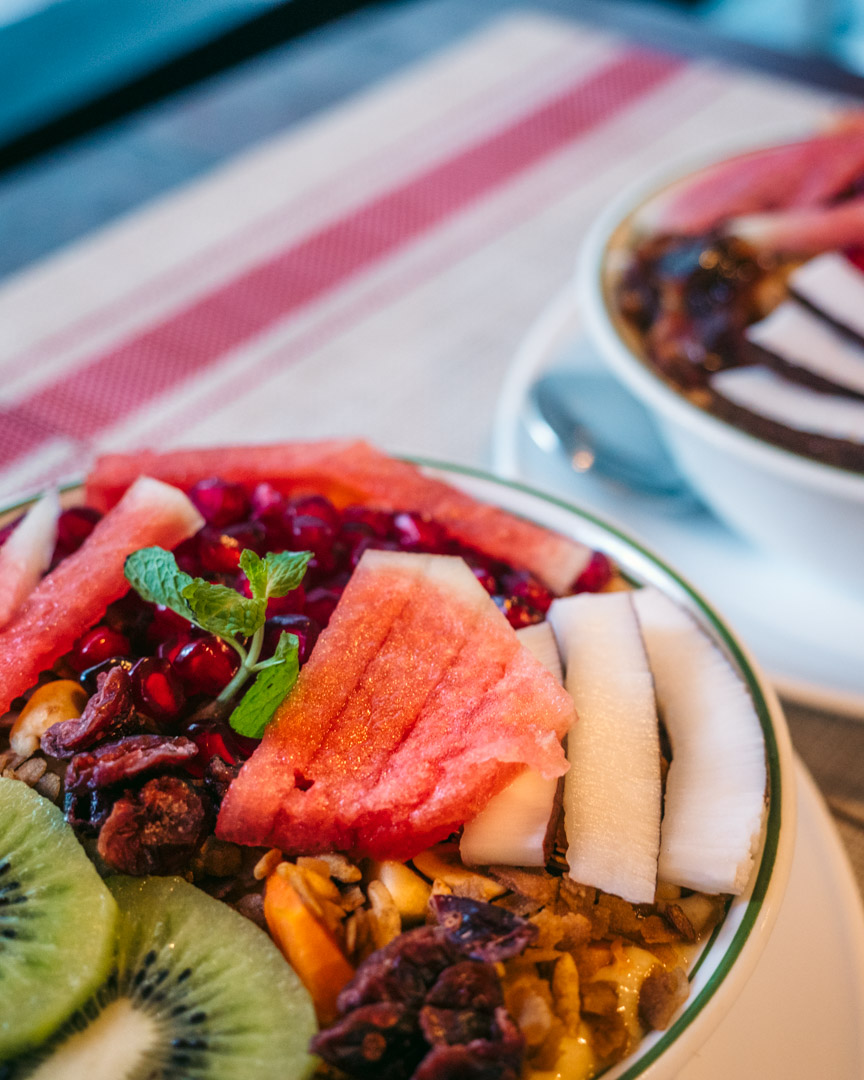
[549,592,662,904]
[216,551,573,860]
[0,490,60,630]
[6,874,317,1079]
[85,441,592,593]
[0,477,204,716]
[0,778,118,1061]
[633,588,766,894]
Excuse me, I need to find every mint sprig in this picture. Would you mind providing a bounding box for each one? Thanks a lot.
[124,545,312,736]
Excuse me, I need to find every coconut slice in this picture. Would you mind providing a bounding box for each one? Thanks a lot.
[712,365,864,443]
[790,252,864,341]
[460,622,563,867]
[0,490,61,629]
[745,300,864,396]
[633,587,766,895]
[548,592,661,904]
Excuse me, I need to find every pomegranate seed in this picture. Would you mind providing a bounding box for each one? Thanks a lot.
[52,506,102,563]
[185,728,237,777]
[266,586,306,617]
[173,535,201,576]
[304,586,342,627]
[845,247,864,273]
[146,604,193,646]
[471,565,498,594]
[173,636,239,696]
[287,513,336,556]
[69,626,132,673]
[188,478,250,528]
[503,571,553,613]
[250,482,285,520]
[285,495,341,530]
[493,595,541,629]
[573,551,613,594]
[263,614,319,663]
[130,657,186,722]
[228,730,261,760]
[156,632,196,665]
[342,506,392,538]
[391,511,449,552]
[197,523,263,575]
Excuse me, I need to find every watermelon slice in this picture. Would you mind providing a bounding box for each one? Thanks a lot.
[0,478,203,715]
[639,126,864,235]
[0,490,60,630]
[85,441,591,595]
[216,550,573,860]
[731,196,864,254]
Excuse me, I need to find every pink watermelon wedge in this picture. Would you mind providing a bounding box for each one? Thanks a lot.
[731,196,864,254]
[216,550,574,860]
[641,125,864,235]
[0,490,60,630]
[0,477,203,715]
[85,440,590,595]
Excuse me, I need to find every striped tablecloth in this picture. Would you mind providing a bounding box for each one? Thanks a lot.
[1,13,862,896]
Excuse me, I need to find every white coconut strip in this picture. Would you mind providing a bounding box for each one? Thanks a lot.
[460,622,563,867]
[745,299,864,396]
[790,252,864,340]
[712,365,864,442]
[514,621,563,683]
[0,489,61,629]
[548,592,661,904]
[633,587,766,895]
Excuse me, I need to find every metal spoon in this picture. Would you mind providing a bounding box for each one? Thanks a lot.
[527,368,695,500]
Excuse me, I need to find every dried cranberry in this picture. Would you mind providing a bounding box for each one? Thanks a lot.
[418,1005,495,1047]
[430,897,538,962]
[188,477,250,528]
[310,1002,424,1079]
[573,551,613,594]
[425,963,503,1012]
[263,614,319,663]
[43,666,138,757]
[64,734,198,793]
[68,625,131,673]
[97,775,207,876]
[130,657,186,723]
[173,636,239,696]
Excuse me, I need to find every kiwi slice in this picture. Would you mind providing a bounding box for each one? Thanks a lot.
[12,875,318,1079]
[0,777,117,1062]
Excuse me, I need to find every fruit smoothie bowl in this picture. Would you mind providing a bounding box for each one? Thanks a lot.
[577,120,864,592]
[0,440,793,1080]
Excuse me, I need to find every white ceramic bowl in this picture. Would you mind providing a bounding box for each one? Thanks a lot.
[2,468,795,1079]
[577,161,864,595]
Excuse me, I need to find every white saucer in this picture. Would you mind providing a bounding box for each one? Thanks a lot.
[678,759,864,1079]
[492,290,864,718]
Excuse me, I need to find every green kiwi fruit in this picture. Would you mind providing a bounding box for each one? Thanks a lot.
[11,875,318,1079]
[0,777,117,1062]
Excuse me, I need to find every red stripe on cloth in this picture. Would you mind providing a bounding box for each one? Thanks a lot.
[1,48,683,473]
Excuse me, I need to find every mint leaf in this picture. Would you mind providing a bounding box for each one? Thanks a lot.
[262,550,312,597]
[125,548,194,622]
[182,580,266,639]
[239,549,268,600]
[229,632,300,738]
